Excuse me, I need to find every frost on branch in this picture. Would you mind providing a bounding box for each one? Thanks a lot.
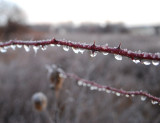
[0,38,160,66]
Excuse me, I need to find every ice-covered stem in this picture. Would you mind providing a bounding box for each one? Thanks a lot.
[0,38,160,61]
[65,73,160,105]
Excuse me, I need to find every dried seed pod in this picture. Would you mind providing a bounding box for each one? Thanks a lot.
[32,92,48,112]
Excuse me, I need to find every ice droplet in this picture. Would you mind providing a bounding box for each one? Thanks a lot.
[151,100,158,105]
[78,80,83,86]
[98,88,102,91]
[50,44,55,47]
[152,60,159,66]
[16,44,22,48]
[24,45,30,52]
[90,51,97,57]
[116,92,121,96]
[41,45,47,51]
[87,84,91,87]
[125,94,130,97]
[90,86,95,90]
[106,89,111,93]
[0,47,7,53]
[72,47,79,54]
[56,44,61,47]
[133,59,140,64]
[141,96,146,101]
[11,45,16,50]
[114,54,122,60]
[82,82,87,87]
[79,49,85,54]
[63,46,69,51]
[33,46,39,54]
[102,52,108,55]
[143,60,151,65]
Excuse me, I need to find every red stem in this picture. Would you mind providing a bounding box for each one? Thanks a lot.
[0,38,160,61]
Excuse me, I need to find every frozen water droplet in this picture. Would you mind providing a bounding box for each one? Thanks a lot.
[143,60,151,65]
[41,45,47,51]
[82,83,87,87]
[87,84,91,87]
[0,47,7,53]
[116,92,121,96]
[125,94,130,97]
[33,46,39,54]
[102,52,108,55]
[16,44,22,48]
[98,88,102,91]
[133,59,140,64]
[90,51,97,57]
[114,54,122,60]
[72,47,79,54]
[50,44,55,47]
[102,88,106,91]
[24,45,30,52]
[151,100,158,105]
[78,80,83,86]
[141,96,146,101]
[90,86,95,90]
[63,46,69,51]
[56,44,61,47]
[79,49,85,54]
[131,94,135,97]
[106,89,111,93]
[11,45,16,50]
[152,60,159,66]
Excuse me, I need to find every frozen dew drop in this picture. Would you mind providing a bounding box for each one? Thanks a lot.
[79,49,85,54]
[143,60,151,65]
[87,84,91,87]
[24,45,30,52]
[63,46,69,51]
[90,86,95,90]
[98,88,102,91]
[33,46,39,54]
[41,45,47,51]
[82,82,87,87]
[11,45,16,50]
[141,96,147,101]
[125,94,130,97]
[90,51,97,57]
[0,47,7,53]
[78,80,83,86]
[131,94,135,97]
[106,89,111,93]
[102,88,106,91]
[16,44,22,48]
[133,59,140,64]
[72,47,79,54]
[114,54,122,60]
[56,44,61,47]
[50,44,55,47]
[151,100,158,105]
[102,52,108,55]
[152,60,159,66]
[116,92,121,96]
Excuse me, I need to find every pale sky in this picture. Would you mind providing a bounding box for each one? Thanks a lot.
[7,0,160,26]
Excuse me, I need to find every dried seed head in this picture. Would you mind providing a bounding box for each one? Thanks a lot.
[32,92,48,112]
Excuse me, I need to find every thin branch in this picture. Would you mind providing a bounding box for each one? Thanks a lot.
[0,38,160,63]
[66,73,160,105]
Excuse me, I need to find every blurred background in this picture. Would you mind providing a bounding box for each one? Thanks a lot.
[0,0,160,123]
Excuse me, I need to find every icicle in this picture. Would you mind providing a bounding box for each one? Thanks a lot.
[10,45,16,50]
[79,49,85,54]
[141,96,146,101]
[63,46,69,51]
[33,46,39,54]
[24,45,30,52]
[152,60,159,66]
[72,47,79,54]
[114,54,122,60]
[90,51,97,57]
[16,44,22,48]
